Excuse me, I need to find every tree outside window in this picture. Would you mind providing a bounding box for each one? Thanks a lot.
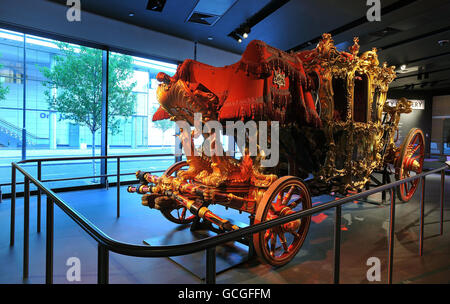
[40,42,136,180]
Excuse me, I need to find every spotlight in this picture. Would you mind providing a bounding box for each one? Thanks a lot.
[242,26,251,39]
[229,32,242,43]
[128,12,135,17]
[400,64,407,71]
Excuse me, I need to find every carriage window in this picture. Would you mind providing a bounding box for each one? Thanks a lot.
[332,77,348,121]
[353,72,368,123]
[371,88,381,122]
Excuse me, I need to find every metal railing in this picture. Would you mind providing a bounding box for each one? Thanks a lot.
[7,153,174,239]
[7,155,448,284]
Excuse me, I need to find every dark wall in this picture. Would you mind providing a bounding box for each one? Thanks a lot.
[387,90,433,153]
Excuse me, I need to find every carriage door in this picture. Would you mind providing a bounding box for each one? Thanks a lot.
[353,72,368,123]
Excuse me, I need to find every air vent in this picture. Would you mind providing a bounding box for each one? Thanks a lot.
[369,27,402,38]
[146,0,166,12]
[357,27,403,45]
[186,0,238,26]
[187,12,220,26]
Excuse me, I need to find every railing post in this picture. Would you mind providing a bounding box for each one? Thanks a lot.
[37,160,42,233]
[23,177,30,279]
[10,165,16,246]
[97,244,109,284]
[175,125,182,163]
[440,170,445,236]
[387,187,396,284]
[46,196,53,284]
[247,217,256,259]
[382,169,387,204]
[205,247,216,284]
[419,176,425,256]
[333,205,341,284]
[116,157,120,218]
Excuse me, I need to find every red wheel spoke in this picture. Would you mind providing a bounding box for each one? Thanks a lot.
[275,193,283,205]
[264,229,272,242]
[278,232,289,252]
[282,186,295,205]
[289,197,302,209]
[411,134,419,146]
[269,233,277,257]
[410,144,420,156]
[180,207,187,220]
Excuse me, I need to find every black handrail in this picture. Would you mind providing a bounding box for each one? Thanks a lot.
[0,170,165,187]
[17,153,175,164]
[9,157,448,284]
[0,153,177,203]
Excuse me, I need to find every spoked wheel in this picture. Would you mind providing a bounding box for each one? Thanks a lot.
[395,128,425,202]
[253,176,312,266]
[160,161,196,224]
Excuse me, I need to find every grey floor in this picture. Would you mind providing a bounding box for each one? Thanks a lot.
[0,173,449,284]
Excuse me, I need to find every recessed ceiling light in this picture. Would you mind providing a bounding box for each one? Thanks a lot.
[129,12,135,17]
[438,39,449,46]
[208,36,213,41]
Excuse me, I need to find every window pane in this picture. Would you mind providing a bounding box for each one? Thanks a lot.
[0,28,105,194]
[107,53,177,182]
[0,29,24,193]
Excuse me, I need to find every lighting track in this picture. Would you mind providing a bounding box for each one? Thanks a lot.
[394,67,450,80]
[390,78,450,90]
[228,0,290,42]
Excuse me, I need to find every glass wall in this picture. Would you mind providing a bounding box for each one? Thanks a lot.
[0,27,178,193]
[106,53,177,182]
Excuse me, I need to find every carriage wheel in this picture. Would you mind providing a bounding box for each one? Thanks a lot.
[253,176,312,266]
[160,161,196,224]
[395,128,425,202]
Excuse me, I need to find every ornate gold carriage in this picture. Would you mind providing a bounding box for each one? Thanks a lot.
[128,34,425,266]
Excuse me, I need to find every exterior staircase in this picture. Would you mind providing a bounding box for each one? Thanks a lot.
[0,118,48,148]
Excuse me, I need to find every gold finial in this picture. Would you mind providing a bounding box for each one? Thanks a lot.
[349,37,360,55]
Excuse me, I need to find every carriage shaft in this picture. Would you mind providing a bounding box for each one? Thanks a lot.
[171,192,240,231]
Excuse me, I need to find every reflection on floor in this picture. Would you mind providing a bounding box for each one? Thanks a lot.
[0,173,449,284]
